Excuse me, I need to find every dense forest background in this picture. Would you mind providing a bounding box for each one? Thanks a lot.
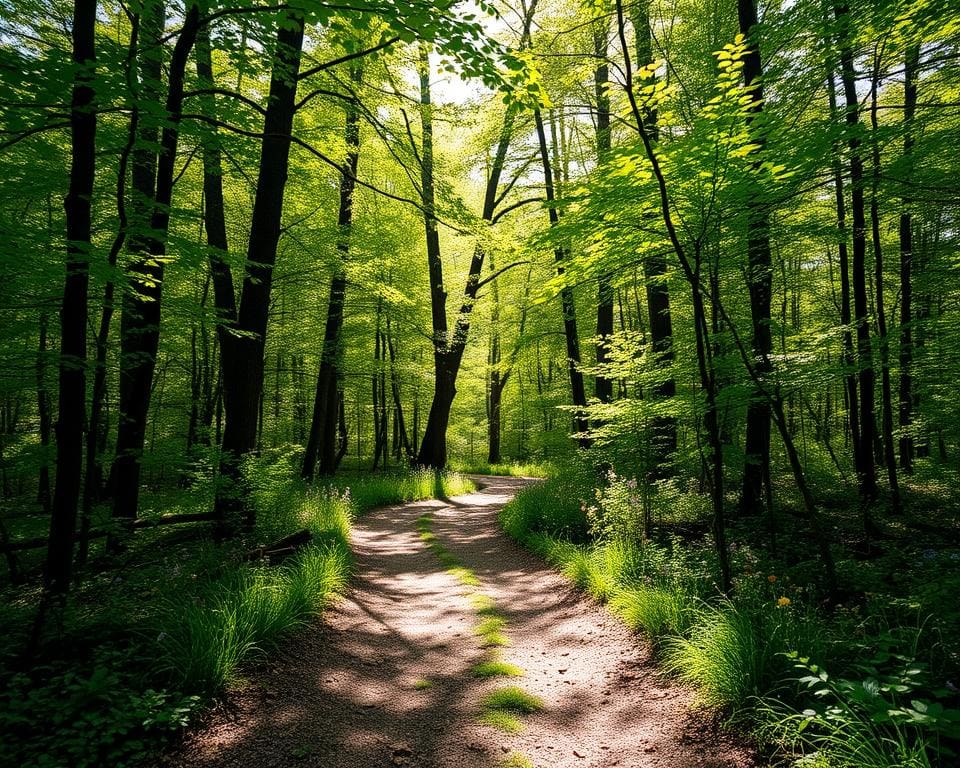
[1,0,959,765]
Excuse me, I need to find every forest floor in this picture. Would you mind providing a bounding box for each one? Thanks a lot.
[159,477,756,768]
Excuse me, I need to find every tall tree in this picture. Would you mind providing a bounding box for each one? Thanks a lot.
[302,63,362,480]
[111,2,201,528]
[632,1,676,470]
[44,0,97,597]
[737,0,774,518]
[897,44,920,473]
[835,2,879,525]
[593,14,614,406]
[868,45,902,513]
[216,9,306,530]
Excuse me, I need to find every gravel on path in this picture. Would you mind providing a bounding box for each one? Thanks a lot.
[161,476,757,768]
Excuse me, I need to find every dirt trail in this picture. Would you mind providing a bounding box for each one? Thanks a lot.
[163,477,755,768]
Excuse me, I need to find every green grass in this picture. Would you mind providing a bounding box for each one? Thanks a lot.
[498,752,536,768]
[452,460,555,478]
[412,678,434,690]
[341,469,474,512]
[609,584,693,643]
[479,686,544,732]
[158,541,350,694]
[499,476,590,542]
[479,709,525,733]
[469,592,499,615]
[472,657,524,678]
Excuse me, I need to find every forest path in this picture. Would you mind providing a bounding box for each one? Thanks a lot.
[164,476,754,768]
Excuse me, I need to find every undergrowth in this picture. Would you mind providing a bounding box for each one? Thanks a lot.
[1,455,470,768]
[499,472,960,767]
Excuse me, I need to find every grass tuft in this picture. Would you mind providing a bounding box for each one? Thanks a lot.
[609,584,692,643]
[498,752,536,768]
[469,592,498,615]
[479,709,524,733]
[472,658,525,678]
[412,678,434,690]
[158,542,350,695]
[480,685,544,732]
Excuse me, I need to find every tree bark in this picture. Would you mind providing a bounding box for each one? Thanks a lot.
[897,45,919,473]
[216,9,305,532]
[737,0,773,518]
[303,64,361,479]
[112,2,200,529]
[44,0,97,597]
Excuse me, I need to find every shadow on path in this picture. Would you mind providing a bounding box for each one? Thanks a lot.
[161,477,755,768]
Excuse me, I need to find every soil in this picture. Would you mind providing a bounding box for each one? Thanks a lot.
[160,476,757,768]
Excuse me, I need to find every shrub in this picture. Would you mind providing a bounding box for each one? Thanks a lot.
[500,476,590,543]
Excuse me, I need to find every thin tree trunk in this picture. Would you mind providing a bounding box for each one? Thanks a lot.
[386,316,412,460]
[615,0,729,592]
[835,3,879,530]
[868,53,902,513]
[533,109,589,444]
[36,313,51,514]
[593,18,614,406]
[303,64,361,479]
[898,45,919,473]
[826,64,861,491]
[632,1,676,470]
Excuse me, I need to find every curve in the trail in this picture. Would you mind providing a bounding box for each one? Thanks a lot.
[163,476,755,768]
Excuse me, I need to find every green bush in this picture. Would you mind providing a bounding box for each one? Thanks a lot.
[0,649,200,768]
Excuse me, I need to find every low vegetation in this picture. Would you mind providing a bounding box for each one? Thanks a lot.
[0,457,471,768]
[500,467,960,767]
[479,686,545,733]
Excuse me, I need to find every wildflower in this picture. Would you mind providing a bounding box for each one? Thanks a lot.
[768,574,777,583]
[777,596,791,607]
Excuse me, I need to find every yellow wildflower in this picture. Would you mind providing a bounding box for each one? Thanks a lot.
[777,596,791,607]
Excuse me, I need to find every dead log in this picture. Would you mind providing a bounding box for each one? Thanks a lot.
[244,529,313,563]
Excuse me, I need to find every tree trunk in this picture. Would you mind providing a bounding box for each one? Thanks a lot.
[533,109,589,444]
[835,3,879,526]
[632,1,676,469]
[614,0,729,592]
[737,0,773,518]
[868,55,902,513]
[112,2,200,530]
[216,10,305,532]
[897,45,919,473]
[593,19,614,405]
[826,64,862,493]
[386,316,412,461]
[36,313,51,514]
[44,0,97,598]
[303,64,361,479]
